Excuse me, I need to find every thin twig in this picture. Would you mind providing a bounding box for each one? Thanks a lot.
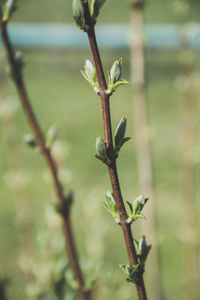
[84,11,147,300]
[0,19,89,300]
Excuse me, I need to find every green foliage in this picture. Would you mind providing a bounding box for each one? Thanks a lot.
[107,58,128,94]
[6,51,24,82]
[90,0,106,22]
[72,0,89,31]
[24,133,38,148]
[81,59,100,93]
[103,191,120,222]
[126,194,149,223]
[46,125,57,149]
[1,0,17,21]
[54,191,73,219]
[119,263,142,284]
[95,135,110,164]
[72,0,106,30]
[134,236,152,266]
[120,236,151,284]
[114,116,131,155]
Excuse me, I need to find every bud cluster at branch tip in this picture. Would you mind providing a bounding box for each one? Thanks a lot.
[72,0,106,31]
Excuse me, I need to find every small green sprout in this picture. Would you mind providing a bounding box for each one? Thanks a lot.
[114,116,131,155]
[107,58,128,94]
[126,194,149,223]
[72,0,89,32]
[95,135,110,164]
[81,59,100,93]
[119,262,142,283]
[103,191,120,223]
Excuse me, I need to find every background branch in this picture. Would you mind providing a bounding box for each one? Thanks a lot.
[0,18,89,300]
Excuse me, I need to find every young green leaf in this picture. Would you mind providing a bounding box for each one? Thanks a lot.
[72,0,89,31]
[46,124,57,148]
[81,60,100,93]
[126,194,149,223]
[2,0,17,21]
[107,58,128,94]
[54,191,73,219]
[90,0,106,22]
[103,191,120,222]
[95,135,110,164]
[114,116,131,155]
[134,236,152,265]
[8,51,24,82]
[24,134,37,148]
[119,262,142,283]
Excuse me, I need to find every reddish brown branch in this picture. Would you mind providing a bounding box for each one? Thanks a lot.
[86,23,147,300]
[0,19,89,300]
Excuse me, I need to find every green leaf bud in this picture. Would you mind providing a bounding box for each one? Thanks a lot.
[103,191,120,222]
[81,60,99,93]
[96,135,106,157]
[107,58,128,94]
[110,58,122,85]
[119,263,142,283]
[90,0,106,21]
[95,135,110,164]
[54,191,73,219]
[15,51,24,70]
[133,194,149,215]
[2,0,17,21]
[72,0,89,31]
[134,236,152,265]
[24,134,37,148]
[7,51,24,82]
[126,194,149,223]
[114,116,131,155]
[46,124,57,148]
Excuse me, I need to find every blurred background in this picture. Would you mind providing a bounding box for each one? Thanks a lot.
[0,0,200,299]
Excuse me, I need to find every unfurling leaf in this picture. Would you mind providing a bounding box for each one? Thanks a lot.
[7,51,24,82]
[103,191,120,222]
[46,125,57,148]
[119,262,143,283]
[24,134,37,148]
[72,0,89,31]
[126,194,149,223]
[95,135,110,164]
[107,58,128,94]
[114,116,131,155]
[90,0,106,21]
[81,59,99,93]
[134,235,152,265]
[54,191,73,219]
[2,0,17,21]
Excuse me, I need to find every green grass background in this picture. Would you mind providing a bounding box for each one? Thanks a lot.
[0,0,200,299]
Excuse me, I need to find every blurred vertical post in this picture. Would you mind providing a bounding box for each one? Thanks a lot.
[178,26,199,300]
[130,1,161,299]
[172,1,199,298]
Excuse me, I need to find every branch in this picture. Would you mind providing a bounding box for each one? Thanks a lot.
[82,5,147,299]
[0,17,89,300]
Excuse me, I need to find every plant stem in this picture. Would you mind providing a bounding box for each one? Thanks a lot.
[0,19,89,300]
[86,23,147,300]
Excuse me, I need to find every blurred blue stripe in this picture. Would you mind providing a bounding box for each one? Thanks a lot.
[1,23,200,49]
